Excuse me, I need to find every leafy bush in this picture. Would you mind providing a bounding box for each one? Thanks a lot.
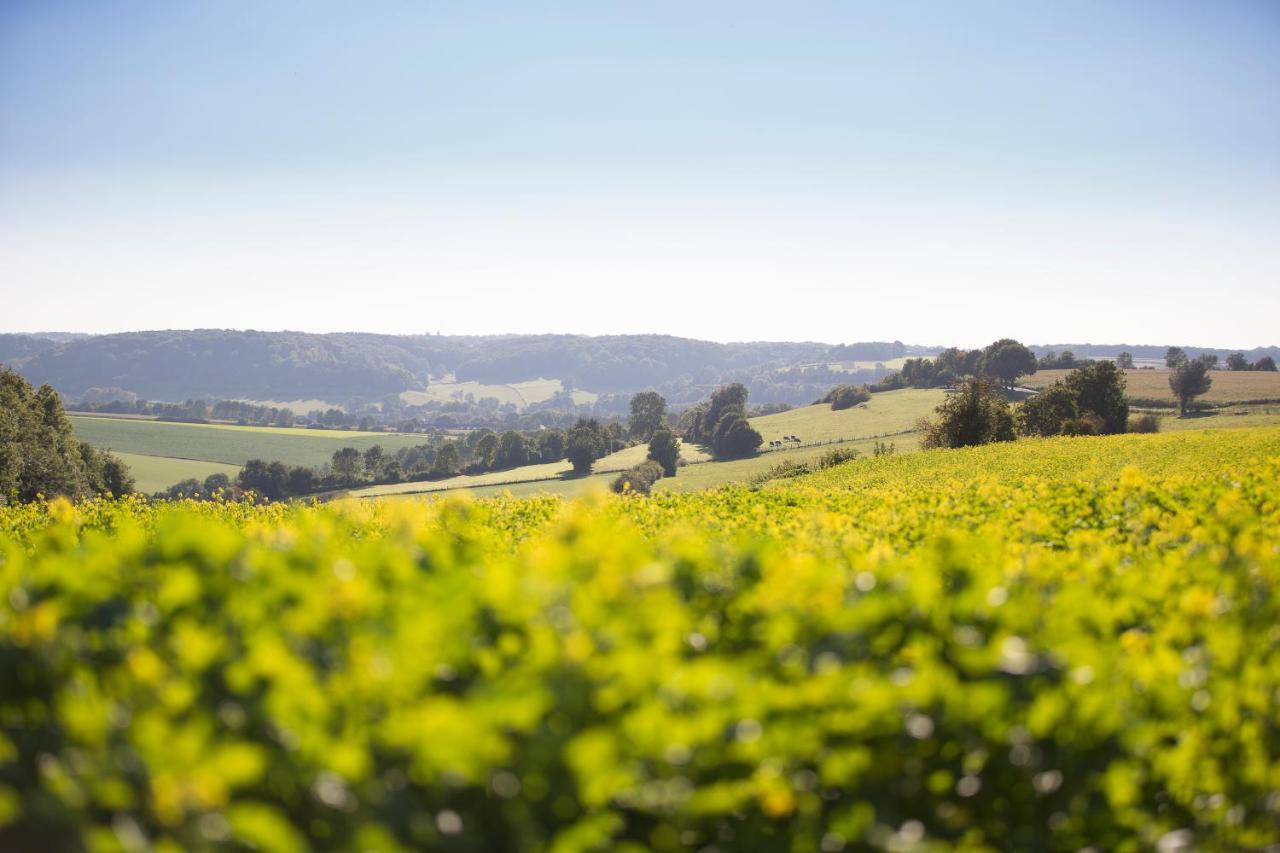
[1,428,1279,850]
[920,379,1015,449]
[821,384,871,410]
[610,459,664,495]
[1128,413,1160,433]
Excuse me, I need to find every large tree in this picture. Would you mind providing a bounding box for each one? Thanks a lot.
[1016,384,1079,437]
[1115,352,1134,369]
[432,442,460,476]
[565,418,608,475]
[980,339,1037,388]
[627,391,668,441]
[1226,353,1250,372]
[683,383,752,447]
[0,367,133,503]
[1165,346,1188,369]
[493,431,531,469]
[537,429,566,463]
[921,378,1016,449]
[1169,360,1212,415]
[712,414,763,458]
[331,447,361,483]
[237,459,289,501]
[1064,361,1129,434]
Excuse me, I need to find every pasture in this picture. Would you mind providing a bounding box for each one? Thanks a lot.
[752,388,943,445]
[1025,367,1280,405]
[109,452,241,494]
[70,416,436,469]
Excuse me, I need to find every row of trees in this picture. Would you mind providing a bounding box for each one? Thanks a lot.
[876,339,1040,392]
[201,391,679,501]
[1,368,134,503]
[921,362,1134,449]
[1225,352,1278,372]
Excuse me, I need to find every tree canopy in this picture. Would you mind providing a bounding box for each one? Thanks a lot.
[921,379,1016,449]
[1169,360,1213,415]
[627,392,668,441]
[0,367,133,503]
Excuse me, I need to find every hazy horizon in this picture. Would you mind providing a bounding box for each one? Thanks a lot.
[3,2,1278,347]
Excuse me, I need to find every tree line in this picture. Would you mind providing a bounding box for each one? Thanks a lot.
[873,339,1041,392]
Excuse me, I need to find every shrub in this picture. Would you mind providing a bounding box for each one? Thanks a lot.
[646,428,680,477]
[821,384,871,410]
[610,459,664,495]
[1128,413,1160,433]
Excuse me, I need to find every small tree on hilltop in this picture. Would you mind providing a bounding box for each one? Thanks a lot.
[980,339,1037,388]
[647,428,680,477]
[1169,360,1212,415]
[921,378,1016,449]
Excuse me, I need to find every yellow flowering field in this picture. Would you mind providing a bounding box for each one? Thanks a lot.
[1,428,1278,851]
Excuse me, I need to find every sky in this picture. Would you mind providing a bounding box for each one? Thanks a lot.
[1,1,1277,348]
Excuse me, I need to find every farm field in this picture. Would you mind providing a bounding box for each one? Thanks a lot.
[70,416,436,469]
[2,427,1277,849]
[399,378,597,409]
[109,452,241,494]
[1026,367,1280,405]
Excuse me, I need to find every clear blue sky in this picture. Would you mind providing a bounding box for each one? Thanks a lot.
[2,1,1277,346]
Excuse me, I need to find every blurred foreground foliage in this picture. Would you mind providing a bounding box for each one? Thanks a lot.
[1,429,1279,851]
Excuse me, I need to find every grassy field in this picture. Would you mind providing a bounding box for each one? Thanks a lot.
[1026,367,1280,405]
[752,388,943,444]
[1156,406,1280,432]
[109,452,241,494]
[4,428,1278,849]
[71,416,436,469]
[399,378,597,409]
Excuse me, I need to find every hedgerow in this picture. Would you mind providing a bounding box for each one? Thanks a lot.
[1,429,1278,850]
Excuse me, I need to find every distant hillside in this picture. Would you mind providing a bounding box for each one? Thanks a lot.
[0,330,924,406]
